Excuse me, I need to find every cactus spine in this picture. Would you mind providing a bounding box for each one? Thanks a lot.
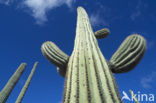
[15,62,38,103]
[0,63,27,103]
[41,6,146,103]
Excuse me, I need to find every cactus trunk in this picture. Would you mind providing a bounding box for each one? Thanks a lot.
[15,62,38,103]
[0,63,27,103]
[63,7,121,103]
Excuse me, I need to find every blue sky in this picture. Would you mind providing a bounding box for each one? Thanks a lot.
[0,0,156,103]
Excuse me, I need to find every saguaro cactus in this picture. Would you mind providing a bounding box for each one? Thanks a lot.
[0,63,27,103]
[41,7,146,103]
[15,62,38,103]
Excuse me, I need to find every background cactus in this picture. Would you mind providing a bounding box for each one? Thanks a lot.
[0,62,38,103]
[15,62,38,103]
[0,63,27,103]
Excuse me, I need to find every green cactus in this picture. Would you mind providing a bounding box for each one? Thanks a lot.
[94,28,110,39]
[41,41,69,77]
[41,30,109,77]
[41,6,146,103]
[0,63,27,103]
[15,62,38,103]
[109,34,146,73]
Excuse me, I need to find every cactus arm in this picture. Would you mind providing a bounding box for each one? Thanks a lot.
[94,28,110,39]
[0,63,27,103]
[41,41,69,77]
[63,7,121,103]
[15,62,38,103]
[109,34,146,73]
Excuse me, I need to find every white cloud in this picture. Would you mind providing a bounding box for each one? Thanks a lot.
[131,10,141,21]
[0,0,75,24]
[88,3,114,27]
[130,0,148,21]
[89,14,101,27]
[89,12,108,27]
[0,0,11,5]
[23,0,75,24]
[141,71,156,89]
[130,0,142,21]
[65,0,75,7]
[23,0,63,24]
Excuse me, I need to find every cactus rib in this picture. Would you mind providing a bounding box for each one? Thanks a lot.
[109,34,146,73]
[15,62,38,103]
[0,63,27,103]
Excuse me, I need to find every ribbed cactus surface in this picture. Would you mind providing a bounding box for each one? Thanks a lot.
[41,6,146,103]
[0,63,27,103]
[41,41,69,77]
[41,41,69,68]
[109,34,146,73]
[63,7,121,103]
[15,62,38,103]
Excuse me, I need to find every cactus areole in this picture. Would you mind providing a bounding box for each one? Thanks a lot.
[41,6,146,103]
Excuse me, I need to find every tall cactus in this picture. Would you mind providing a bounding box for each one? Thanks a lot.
[15,62,38,103]
[62,7,122,103]
[41,7,146,103]
[0,63,27,103]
